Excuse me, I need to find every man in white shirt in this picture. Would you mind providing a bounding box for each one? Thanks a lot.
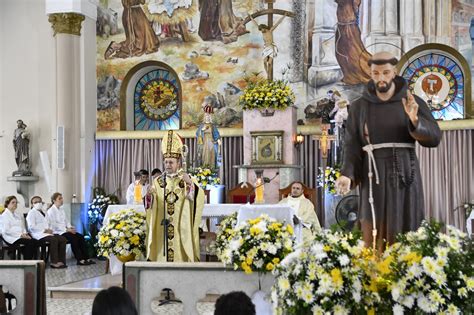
[279,182,321,240]
[125,169,150,204]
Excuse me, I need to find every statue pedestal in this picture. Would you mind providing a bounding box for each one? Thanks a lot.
[234,164,303,204]
[7,176,39,207]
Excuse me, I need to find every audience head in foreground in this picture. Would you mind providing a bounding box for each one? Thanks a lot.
[92,286,137,315]
[214,291,256,315]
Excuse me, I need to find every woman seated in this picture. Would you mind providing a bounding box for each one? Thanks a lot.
[27,196,68,268]
[1,195,39,259]
[47,192,95,265]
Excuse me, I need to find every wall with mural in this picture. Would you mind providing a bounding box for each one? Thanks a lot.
[96,0,474,131]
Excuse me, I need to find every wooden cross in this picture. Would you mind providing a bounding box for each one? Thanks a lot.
[243,1,295,81]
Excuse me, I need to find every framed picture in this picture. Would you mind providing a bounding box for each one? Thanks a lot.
[250,131,284,165]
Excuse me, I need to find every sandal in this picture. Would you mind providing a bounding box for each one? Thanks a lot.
[104,41,116,60]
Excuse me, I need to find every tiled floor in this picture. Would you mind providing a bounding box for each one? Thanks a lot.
[47,298,94,315]
[46,258,107,288]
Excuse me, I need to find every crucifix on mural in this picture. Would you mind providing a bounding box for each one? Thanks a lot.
[243,0,295,81]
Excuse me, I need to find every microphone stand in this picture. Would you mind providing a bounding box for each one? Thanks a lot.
[161,172,168,261]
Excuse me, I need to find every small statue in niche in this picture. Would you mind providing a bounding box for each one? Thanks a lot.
[196,103,221,169]
[13,119,32,176]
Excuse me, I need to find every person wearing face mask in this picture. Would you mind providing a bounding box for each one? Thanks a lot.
[47,192,95,265]
[26,196,68,268]
[1,195,39,259]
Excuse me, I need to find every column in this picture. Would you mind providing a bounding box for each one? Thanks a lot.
[365,0,402,58]
[307,0,342,87]
[423,0,451,45]
[400,0,424,52]
[46,0,97,211]
[48,12,84,206]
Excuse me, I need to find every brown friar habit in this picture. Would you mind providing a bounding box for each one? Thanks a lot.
[341,75,442,250]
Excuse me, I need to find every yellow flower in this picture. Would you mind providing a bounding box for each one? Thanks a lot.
[330,268,343,290]
[272,257,280,264]
[100,235,109,243]
[286,224,294,235]
[115,222,124,230]
[266,262,274,271]
[248,217,262,225]
[250,226,262,236]
[245,257,253,265]
[269,222,282,231]
[241,262,252,274]
[130,235,140,245]
[377,255,394,275]
[402,251,422,266]
[323,245,331,252]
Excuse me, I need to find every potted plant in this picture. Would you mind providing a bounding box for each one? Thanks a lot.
[97,209,146,263]
[240,77,295,116]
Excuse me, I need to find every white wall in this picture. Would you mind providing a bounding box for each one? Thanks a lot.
[0,0,56,211]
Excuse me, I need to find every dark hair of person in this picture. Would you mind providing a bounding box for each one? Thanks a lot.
[151,168,162,176]
[51,192,62,203]
[30,196,42,208]
[214,291,256,315]
[4,196,17,208]
[138,169,149,176]
[368,57,398,66]
[92,286,138,315]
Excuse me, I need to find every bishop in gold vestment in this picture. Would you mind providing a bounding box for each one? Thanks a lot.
[146,131,205,262]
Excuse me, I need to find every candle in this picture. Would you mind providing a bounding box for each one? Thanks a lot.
[255,178,264,204]
[134,181,142,204]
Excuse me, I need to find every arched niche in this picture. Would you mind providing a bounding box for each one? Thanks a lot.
[120,61,182,130]
[398,43,472,120]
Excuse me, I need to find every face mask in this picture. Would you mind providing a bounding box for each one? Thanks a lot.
[33,203,43,210]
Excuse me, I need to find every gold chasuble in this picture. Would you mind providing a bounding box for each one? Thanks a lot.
[146,131,205,262]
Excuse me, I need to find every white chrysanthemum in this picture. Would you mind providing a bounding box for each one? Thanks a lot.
[311,305,325,315]
[110,229,118,237]
[280,249,300,267]
[391,287,401,301]
[338,254,350,266]
[277,277,290,294]
[406,263,423,279]
[417,295,431,313]
[268,244,277,255]
[421,257,441,278]
[401,295,414,309]
[316,273,332,295]
[254,259,264,268]
[446,303,460,315]
[393,304,404,315]
[333,304,349,315]
[352,290,361,303]
[229,239,241,251]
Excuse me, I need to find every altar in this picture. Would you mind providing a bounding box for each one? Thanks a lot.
[103,203,298,275]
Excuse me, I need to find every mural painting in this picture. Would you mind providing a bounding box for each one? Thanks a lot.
[96,0,474,131]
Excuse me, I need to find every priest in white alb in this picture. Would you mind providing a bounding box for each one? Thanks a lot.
[279,182,320,240]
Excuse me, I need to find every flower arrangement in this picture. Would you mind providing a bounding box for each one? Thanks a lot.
[189,167,220,189]
[213,212,238,259]
[463,202,474,217]
[87,187,118,225]
[376,221,474,314]
[239,79,295,111]
[97,209,147,259]
[217,214,295,274]
[272,229,379,315]
[317,166,341,194]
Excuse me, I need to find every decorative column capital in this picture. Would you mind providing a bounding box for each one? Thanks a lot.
[48,13,85,36]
